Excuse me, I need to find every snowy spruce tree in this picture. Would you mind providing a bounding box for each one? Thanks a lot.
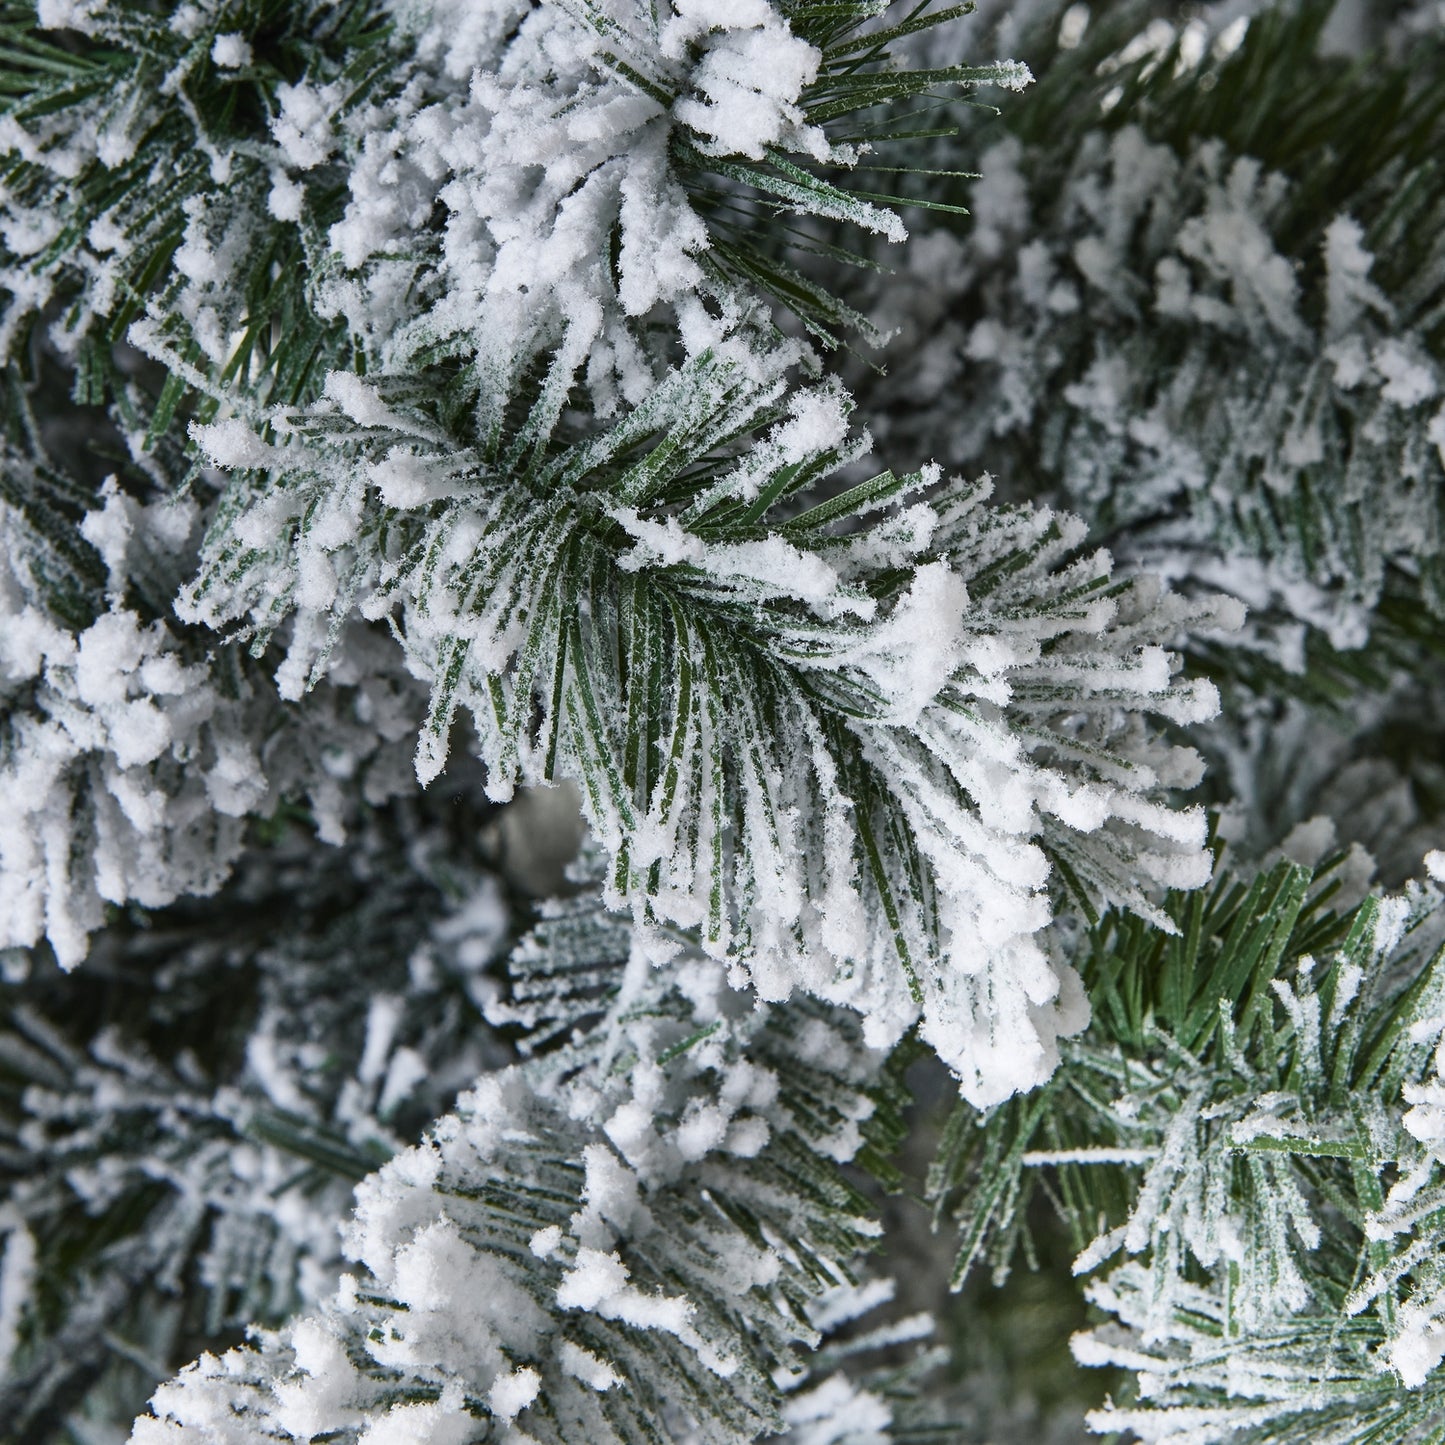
[0,0,1441,1441]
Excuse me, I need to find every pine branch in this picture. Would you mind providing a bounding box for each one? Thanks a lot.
[0,0,386,410]
[129,879,914,1445]
[164,343,1237,1104]
[230,0,1032,432]
[0,804,512,1439]
[844,0,1445,680]
[931,840,1445,1443]
[3,6,1441,1445]
[0,368,431,966]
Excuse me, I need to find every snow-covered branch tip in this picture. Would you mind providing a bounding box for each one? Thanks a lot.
[0,818,510,1431]
[974,851,1445,1445]
[131,891,911,1444]
[0,428,425,968]
[176,348,1239,1105]
[851,5,1445,668]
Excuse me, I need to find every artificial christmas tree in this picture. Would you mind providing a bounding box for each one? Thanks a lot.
[0,1,1441,1443]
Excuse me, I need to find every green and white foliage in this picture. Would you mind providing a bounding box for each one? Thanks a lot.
[931,843,1445,1445]
[0,0,387,403]
[1202,667,1445,889]
[172,344,1237,1104]
[0,0,1239,1104]
[129,887,913,1445]
[5,0,1445,1442]
[2,0,1024,421]
[1075,916,1445,1445]
[853,3,1445,663]
[0,396,235,968]
[761,1283,949,1445]
[0,380,423,968]
[253,0,1029,418]
[0,805,511,1439]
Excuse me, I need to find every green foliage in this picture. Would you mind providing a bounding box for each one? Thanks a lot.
[848,0,1445,684]
[2,2,1442,1443]
[169,341,1234,1102]
[930,834,1445,1445]
[932,845,1439,1281]
[0,802,511,1440]
[132,879,916,1445]
[665,0,1032,348]
[0,0,389,411]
